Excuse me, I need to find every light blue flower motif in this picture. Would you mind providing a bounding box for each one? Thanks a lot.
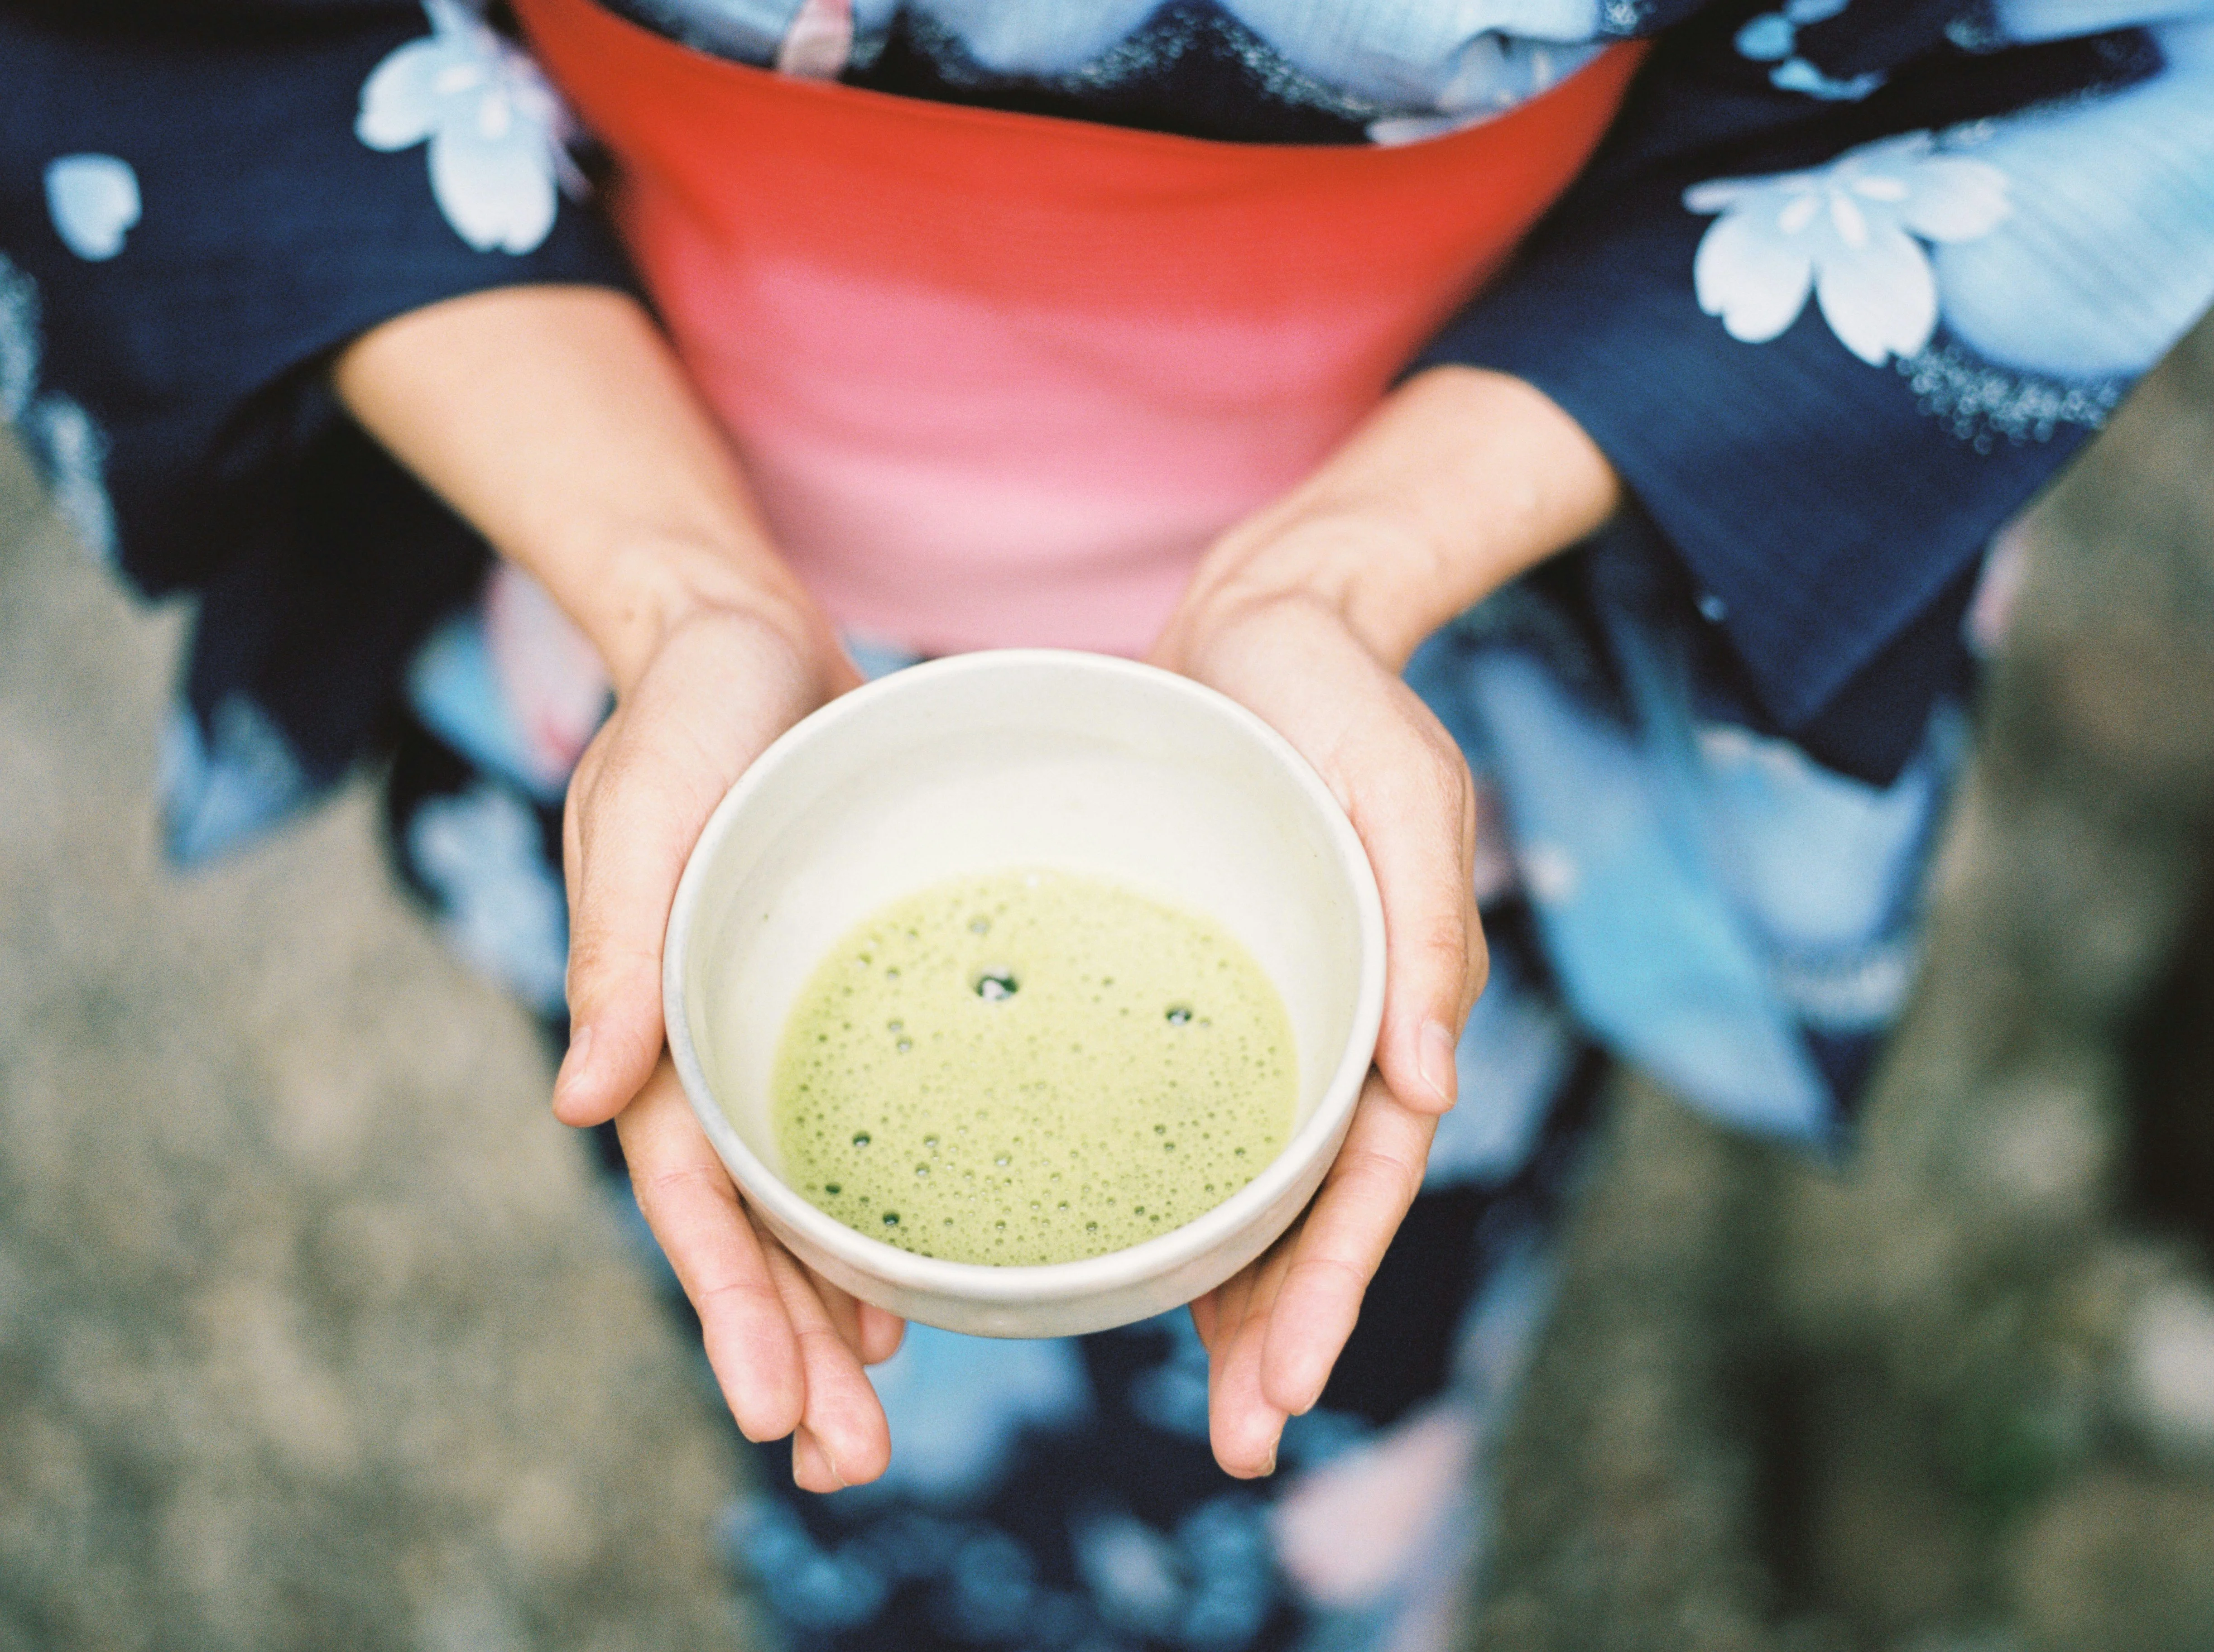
[1686,131,2012,367]
[1448,644,1836,1138]
[1733,0,1884,99]
[1691,717,1954,1030]
[856,1323,1091,1499]
[914,0,1157,73]
[1234,0,1605,89]
[1770,56,1886,98]
[160,696,310,866]
[1734,12,1799,58]
[0,253,39,420]
[357,0,579,254]
[406,783,571,1012]
[0,253,120,564]
[1125,1312,1214,1440]
[725,1496,890,1630]
[43,154,140,261]
[1926,18,2214,381]
[1367,36,1607,144]
[1986,0,2214,44]
[24,395,115,564]
[1072,1496,1274,1649]
[944,1527,1038,1640]
[1426,943,1575,1185]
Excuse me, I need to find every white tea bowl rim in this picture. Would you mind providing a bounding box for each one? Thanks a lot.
[661,649,1386,1313]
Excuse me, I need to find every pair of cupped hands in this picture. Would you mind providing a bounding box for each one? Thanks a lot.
[336,286,1617,1491]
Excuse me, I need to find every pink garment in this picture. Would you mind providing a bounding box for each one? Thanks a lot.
[519,0,1642,656]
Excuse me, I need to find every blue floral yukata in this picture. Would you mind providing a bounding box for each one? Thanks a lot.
[5,1,2213,1647]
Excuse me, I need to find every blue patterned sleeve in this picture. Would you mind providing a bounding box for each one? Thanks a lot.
[1414,1,2214,781]
[1,0,633,844]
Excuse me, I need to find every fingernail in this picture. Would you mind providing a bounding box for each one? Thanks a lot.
[793,1432,848,1491]
[1418,1020,1457,1106]
[554,1024,595,1107]
[1260,1440,1279,1478]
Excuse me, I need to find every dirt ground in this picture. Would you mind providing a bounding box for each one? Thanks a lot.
[0,433,754,1648]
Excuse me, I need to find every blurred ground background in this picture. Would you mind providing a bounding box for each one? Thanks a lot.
[2,311,2211,1650]
[1476,315,2214,1651]
[0,431,752,1646]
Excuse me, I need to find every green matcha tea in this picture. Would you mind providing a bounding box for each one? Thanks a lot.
[770,868,1297,1264]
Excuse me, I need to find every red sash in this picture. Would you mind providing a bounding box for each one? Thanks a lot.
[517,0,1641,655]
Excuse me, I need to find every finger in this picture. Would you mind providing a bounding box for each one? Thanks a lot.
[1160,603,1483,1112]
[813,1275,868,1361]
[1259,1073,1437,1417]
[760,1235,893,1489]
[857,1302,908,1366]
[1207,1235,1300,1477]
[556,615,828,1127]
[1188,1293,1220,1353]
[617,1060,805,1442]
[792,1425,841,1494]
[1337,686,1484,1114]
[802,1278,907,1369]
[555,709,685,1126]
[1193,1239,1266,1361]
[559,733,596,902]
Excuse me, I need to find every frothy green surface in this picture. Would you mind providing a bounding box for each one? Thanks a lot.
[771,869,1297,1264]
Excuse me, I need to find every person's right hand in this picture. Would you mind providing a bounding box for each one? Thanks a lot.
[549,594,914,1494]
[333,286,905,1491]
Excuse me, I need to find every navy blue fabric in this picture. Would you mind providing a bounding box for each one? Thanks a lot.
[1409,13,2166,781]
[1,3,630,793]
[849,0,1380,145]
[8,2,2205,804]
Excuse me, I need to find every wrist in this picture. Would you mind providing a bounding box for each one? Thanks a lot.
[1172,511,1442,671]
[586,530,842,701]
[332,285,846,697]
[1175,368,1618,670]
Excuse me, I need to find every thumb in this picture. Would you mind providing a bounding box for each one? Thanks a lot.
[1341,692,1486,1114]
[552,610,849,1127]
[553,708,698,1128]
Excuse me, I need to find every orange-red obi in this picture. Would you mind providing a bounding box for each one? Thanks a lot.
[517,0,1641,656]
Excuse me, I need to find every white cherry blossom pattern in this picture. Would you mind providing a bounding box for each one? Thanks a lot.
[26,395,116,564]
[43,153,141,261]
[0,252,37,421]
[1684,131,2011,368]
[776,0,855,78]
[0,252,119,564]
[1733,0,1886,101]
[356,0,581,254]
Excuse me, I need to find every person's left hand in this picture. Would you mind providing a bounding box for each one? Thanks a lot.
[1151,574,1480,1477]
[1148,366,1620,1477]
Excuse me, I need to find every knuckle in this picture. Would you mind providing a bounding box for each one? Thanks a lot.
[692,1275,765,1321]
[1284,1251,1371,1299]
[1419,736,1468,796]
[564,931,658,999]
[1369,746,1474,855]
[1332,1142,1424,1211]
[1378,740,1458,812]
[1418,909,1466,967]
[638,1157,735,1219]
[793,1319,857,1370]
